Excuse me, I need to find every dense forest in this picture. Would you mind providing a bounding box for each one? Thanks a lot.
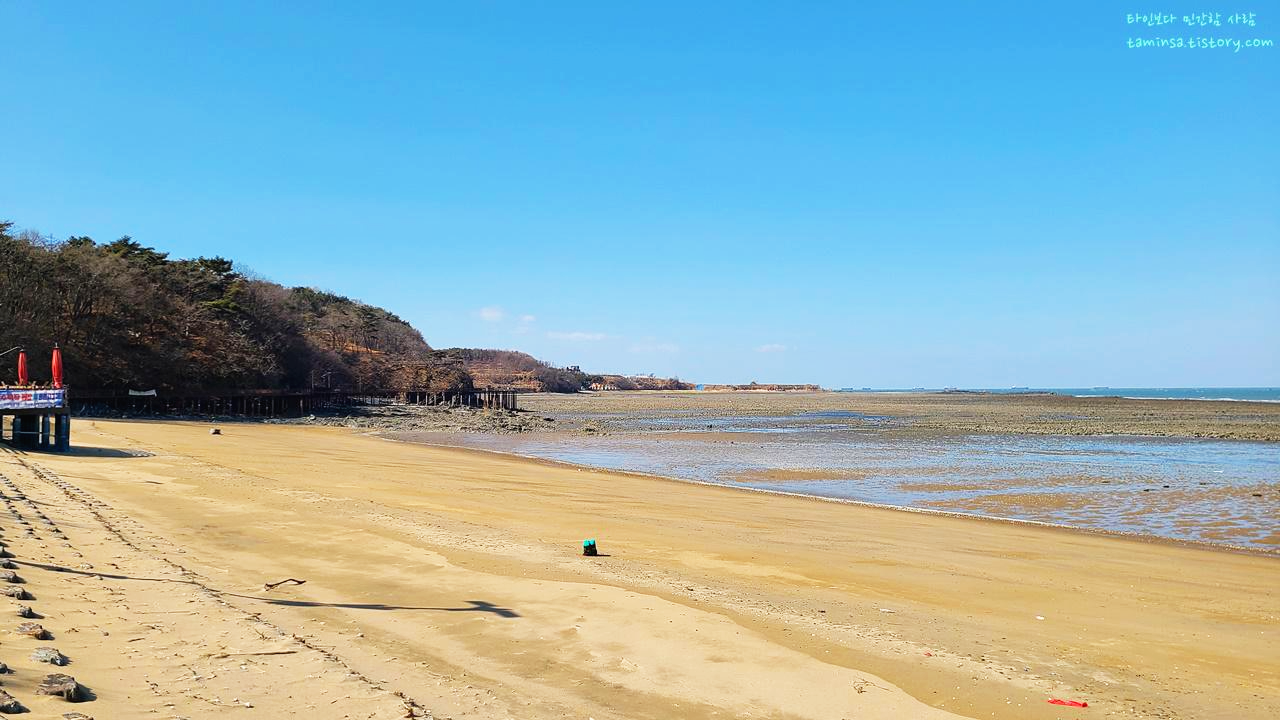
[0,221,470,393]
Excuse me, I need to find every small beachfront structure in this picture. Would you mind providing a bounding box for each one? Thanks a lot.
[0,387,71,451]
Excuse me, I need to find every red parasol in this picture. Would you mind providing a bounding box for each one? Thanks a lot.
[51,345,64,389]
[16,350,28,385]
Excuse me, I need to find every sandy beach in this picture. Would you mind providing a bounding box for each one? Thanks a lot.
[7,3,1276,718]
[0,418,1274,719]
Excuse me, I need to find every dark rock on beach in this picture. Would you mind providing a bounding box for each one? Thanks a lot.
[0,688,23,713]
[18,620,49,639]
[36,673,83,701]
[33,646,69,665]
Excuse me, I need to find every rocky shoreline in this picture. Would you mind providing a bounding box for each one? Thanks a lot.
[281,404,563,434]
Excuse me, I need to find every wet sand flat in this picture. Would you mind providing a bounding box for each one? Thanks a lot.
[11,419,1278,719]
[519,390,1280,441]
[407,426,1278,549]
[422,391,1280,549]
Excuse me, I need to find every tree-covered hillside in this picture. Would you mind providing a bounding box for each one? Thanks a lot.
[0,221,469,393]
[436,348,593,392]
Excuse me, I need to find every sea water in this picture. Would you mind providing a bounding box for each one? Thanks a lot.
[409,413,1279,550]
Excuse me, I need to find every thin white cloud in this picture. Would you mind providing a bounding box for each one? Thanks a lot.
[629,341,680,354]
[547,331,607,341]
[756,343,787,353]
[514,314,537,334]
[477,306,505,322]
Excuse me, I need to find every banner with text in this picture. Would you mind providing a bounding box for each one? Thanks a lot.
[0,389,67,410]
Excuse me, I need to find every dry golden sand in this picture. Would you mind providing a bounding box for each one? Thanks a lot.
[1,419,1276,719]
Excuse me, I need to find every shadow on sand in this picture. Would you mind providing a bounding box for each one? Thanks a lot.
[17,561,520,618]
[50,446,152,459]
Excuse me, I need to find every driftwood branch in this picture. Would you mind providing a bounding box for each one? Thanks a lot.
[263,578,306,591]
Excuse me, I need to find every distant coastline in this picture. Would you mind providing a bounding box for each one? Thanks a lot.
[836,387,1280,403]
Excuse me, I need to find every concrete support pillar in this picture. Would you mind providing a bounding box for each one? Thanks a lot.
[17,415,37,450]
[54,414,70,452]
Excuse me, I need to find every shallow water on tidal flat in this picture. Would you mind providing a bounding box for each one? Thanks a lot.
[402,421,1280,550]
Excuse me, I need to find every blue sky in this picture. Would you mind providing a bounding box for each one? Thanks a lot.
[2,2,1277,387]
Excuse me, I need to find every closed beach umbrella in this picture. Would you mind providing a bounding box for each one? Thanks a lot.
[51,345,63,389]
[16,350,28,385]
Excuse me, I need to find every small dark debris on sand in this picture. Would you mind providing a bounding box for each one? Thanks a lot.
[17,604,35,618]
[2,585,29,599]
[37,673,83,701]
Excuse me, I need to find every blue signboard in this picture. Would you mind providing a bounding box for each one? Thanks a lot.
[0,389,66,410]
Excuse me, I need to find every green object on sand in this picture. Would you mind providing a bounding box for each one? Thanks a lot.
[582,538,598,556]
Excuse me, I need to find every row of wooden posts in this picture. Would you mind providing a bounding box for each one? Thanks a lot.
[404,389,518,410]
[71,389,519,418]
